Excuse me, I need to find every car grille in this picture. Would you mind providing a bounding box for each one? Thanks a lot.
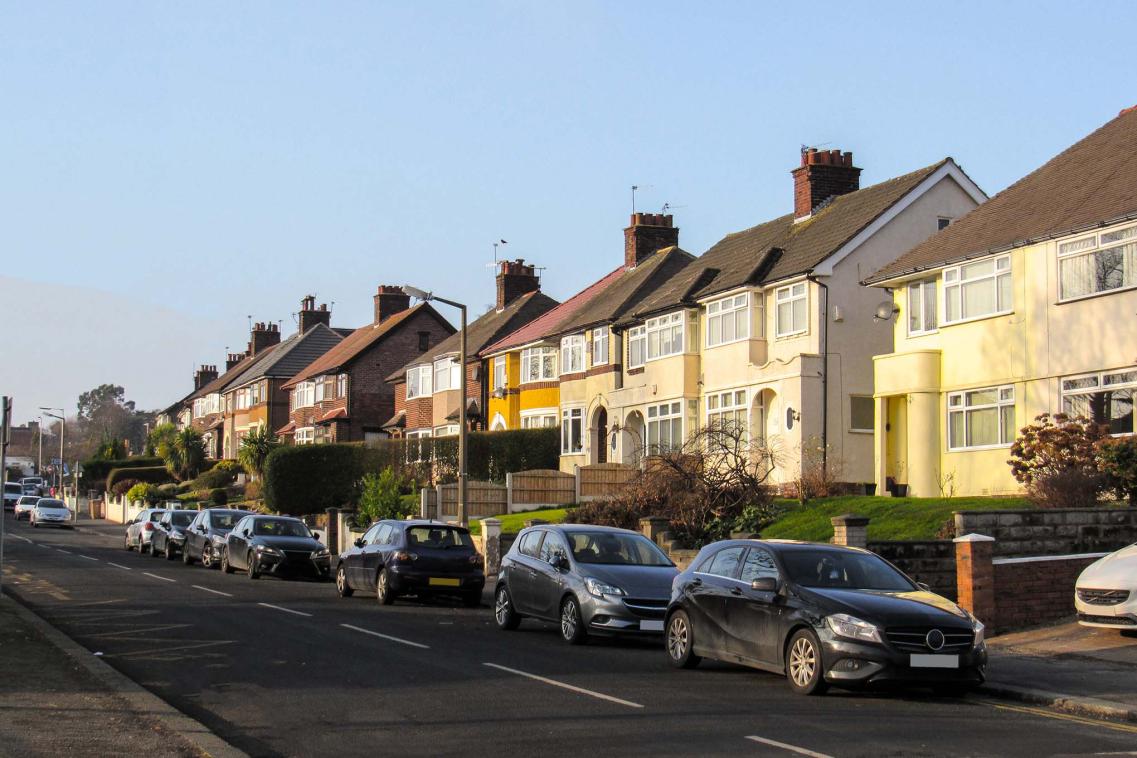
[885,626,974,653]
[1078,613,1136,626]
[1077,588,1130,606]
[283,550,313,564]
[621,598,668,619]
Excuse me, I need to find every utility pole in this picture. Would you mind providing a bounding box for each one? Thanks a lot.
[37,413,43,475]
[1,396,12,594]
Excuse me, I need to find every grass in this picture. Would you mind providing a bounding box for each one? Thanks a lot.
[760,495,1034,543]
[466,506,571,536]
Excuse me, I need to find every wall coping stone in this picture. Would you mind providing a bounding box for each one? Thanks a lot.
[831,513,870,527]
[953,533,996,543]
[993,551,1109,565]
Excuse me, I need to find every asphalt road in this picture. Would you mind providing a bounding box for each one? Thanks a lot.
[4,516,1137,758]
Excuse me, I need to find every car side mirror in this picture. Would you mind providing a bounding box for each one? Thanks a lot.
[354,538,364,548]
[750,577,779,593]
[554,554,570,571]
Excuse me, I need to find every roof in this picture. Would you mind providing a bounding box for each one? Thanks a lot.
[381,409,406,430]
[387,290,559,381]
[481,266,626,356]
[224,323,346,391]
[283,304,453,389]
[189,355,259,401]
[631,160,953,316]
[866,108,1137,283]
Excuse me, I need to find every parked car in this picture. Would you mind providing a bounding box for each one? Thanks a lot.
[663,539,987,696]
[14,495,40,521]
[336,520,484,606]
[1075,543,1137,634]
[3,482,22,511]
[183,508,253,568]
[124,508,168,552]
[148,510,198,560]
[494,524,678,642]
[221,515,330,580]
[30,498,73,528]
[21,477,44,496]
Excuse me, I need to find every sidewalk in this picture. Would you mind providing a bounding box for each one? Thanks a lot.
[983,620,1137,722]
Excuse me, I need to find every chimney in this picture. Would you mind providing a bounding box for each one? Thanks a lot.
[792,148,861,220]
[194,364,218,390]
[298,294,331,332]
[496,259,540,310]
[624,213,679,269]
[249,322,281,356]
[374,285,411,324]
[226,352,245,371]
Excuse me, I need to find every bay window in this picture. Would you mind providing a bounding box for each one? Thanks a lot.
[775,283,808,337]
[647,401,683,453]
[314,379,325,403]
[337,374,348,398]
[592,326,609,366]
[521,346,557,383]
[433,357,459,393]
[561,407,583,454]
[646,312,684,360]
[1058,224,1137,301]
[943,255,1012,323]
[406,365,431,399]
[947,385,1015,450]
[627,326,646,368]
[295,427,315,445]
[293,382,315,409]
[706,390,748,435]
[405,429,432,463]
[1061,369,1136,435]
[560,335,585,375]
[433,424,459,437]
[908,279,937,335]
[706,294,749,347]
[522,411,557,429]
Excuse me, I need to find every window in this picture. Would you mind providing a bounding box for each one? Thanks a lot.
[293,382,315,409]
[907,279,937,335]
[314,379,325,403]
[938,217,952,231]
[560,335,584,375]
[647,401,683,453]
[775,283,808,337]
[337,374,348,398]
[521,411,557,429]
[433,357,459,393]
[706,294,749,347]
[702,546,745,578]
[740,548,779,583]
[539,531,569,565]
[943,255,1012,323]
[1058,225,1137,301]
[405,429,432,463]
[947,385,1015,450]
[561,407,583,454]
[493,356,507,390]
[295,427,315,445]
[1061,369,1136,435]
[418,331,430,351]
[646,312,684,361]
[627,326,646,368]
[433,424,459,437]
[521,346,557,383]
[706,390,747,434]
[517,529,543,558]
[850,396,874,433]
[592,326,609,366]
[406,365,432,399]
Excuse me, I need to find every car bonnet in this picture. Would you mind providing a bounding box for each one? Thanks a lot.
[576,563,678,598]
[800,587,971,626]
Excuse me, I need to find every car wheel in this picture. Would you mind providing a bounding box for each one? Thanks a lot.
[786,628,828,696]
[182,545,194,565]
[494,585,521,630]
[165,543,176,561]
[149,541,159,557]
[376,569,395,605]
[560,596,588,645]
[124,534,131,550]
[247,552,260,580]
[336,564,354,597]
[201,546,214,569]
[666,610,702,669]
[220,548,234,574]
[1121,630,1137,639]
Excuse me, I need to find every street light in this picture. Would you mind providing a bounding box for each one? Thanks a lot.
[40,407,65,495]
[404,285,469,526]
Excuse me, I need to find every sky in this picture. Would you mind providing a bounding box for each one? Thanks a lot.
[2,1,1135,424]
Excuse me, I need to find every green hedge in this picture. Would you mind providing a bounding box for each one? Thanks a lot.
[106,466,174,493]
[81,457,163,490]
[263,444,363,516]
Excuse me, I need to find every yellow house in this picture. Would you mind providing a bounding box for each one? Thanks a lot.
[865,107,1137,497]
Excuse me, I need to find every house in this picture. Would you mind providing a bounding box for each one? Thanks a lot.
[279,286,454,445]
[585,148,985,486]
[864,107,1137,497]
[388,259,559,447]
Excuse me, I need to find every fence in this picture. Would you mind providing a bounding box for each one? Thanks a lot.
[577,463,637,501]
[507,469,576,511]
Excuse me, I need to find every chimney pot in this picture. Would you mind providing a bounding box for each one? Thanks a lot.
[496,258,540,310]
[792,147,861,220]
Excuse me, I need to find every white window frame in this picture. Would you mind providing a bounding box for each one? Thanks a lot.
[314,379,325,403]
[705,389,748,436]
[592,326,609,366]
[560,335,585,375]
[561,407,584,454]
[645,312,684,361]
[521,409,558,429]
[337,374,348,398]
[295,426,315,445]
[433,424,459,437]
[774,283,808,338]
[433,357,459,393]
[947,385,1016,451]
[647,400,684,454]
[405,429,432,463]
[849,395,874,433]
[1057,223,1137,302]
[406,365,432,400]
[493,356,507,390]
[1060,368,1137,436]
[292,382,314,409]
[706,294,750,347]
[627,326,646,369]
[943,254,1012,324]
[520,346,557,384]
[907,279,938,336]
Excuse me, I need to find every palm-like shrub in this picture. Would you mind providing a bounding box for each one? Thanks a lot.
[238,426,279,481]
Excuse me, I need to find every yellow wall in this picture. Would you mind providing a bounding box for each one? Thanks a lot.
[486,350,561,430]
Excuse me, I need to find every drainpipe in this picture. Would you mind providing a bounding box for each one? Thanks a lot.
[807,275,829,477]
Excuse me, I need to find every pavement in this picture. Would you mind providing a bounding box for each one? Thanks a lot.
[4,513,1137,757]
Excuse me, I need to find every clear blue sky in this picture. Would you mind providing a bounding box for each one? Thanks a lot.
[2,1,1134,420]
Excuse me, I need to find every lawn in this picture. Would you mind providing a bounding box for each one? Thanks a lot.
[466,507,571,536]
[760,495,1034,543]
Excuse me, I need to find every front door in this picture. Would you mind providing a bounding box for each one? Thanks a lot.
[595,408,608,464]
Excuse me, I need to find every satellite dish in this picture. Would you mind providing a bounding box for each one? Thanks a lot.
[874,301,900,321]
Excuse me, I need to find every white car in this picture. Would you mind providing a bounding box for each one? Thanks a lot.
[31,498,73,528]
[14,495,40,521]
[1075,543,1137,634]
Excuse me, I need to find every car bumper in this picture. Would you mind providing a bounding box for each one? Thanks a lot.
[584,595,669,635]
[256,552,331,578]
[388,567,485,594]
[1075,593,1137,628]
[36,517,71,527]
[819,634,987,687]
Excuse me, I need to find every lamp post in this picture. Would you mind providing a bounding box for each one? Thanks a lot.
[40,408,65,495]
[404,285,469,526]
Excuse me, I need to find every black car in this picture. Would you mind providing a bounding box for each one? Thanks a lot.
[335,520,484,607]
[182,508,253,568]
[148,510,197,559]
[221,514,330,580]
[664,540,987,696]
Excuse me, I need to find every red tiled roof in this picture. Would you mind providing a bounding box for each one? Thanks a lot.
[318,407,348,423]
[276,421,296,435]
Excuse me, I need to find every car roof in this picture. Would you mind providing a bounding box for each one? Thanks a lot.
[36,499,65,506]
[544,523,640,536]
[393,519,469,530]
[248,514,302,522]
[699,538,872,556]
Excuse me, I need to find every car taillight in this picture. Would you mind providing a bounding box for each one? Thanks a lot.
[142,523,154,531]
[468,553,481,565]
[395,551,418,563]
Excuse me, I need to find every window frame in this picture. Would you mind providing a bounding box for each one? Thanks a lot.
[295,426,315,445]
[849,395,875,434]
[946,384,1016,451]
[705,293,750,348]
[406,366,431,400]
[1060,368,1136,436]
[705,389,748,436]
[627,325,646,369]
[492,356,507,391]
[646,400,684,454]
[774,283,808,338]
[645,312,685,362]
[1057,224,1137,303]
[520,346,557,384]
[592,326,609,366]
[907,278,938,336]
[561,407,584,454]
[521,409,558,429]
[337,373,348,398]
[560,335,585,375]
[433,357,459,393]
[942,254,1012,325]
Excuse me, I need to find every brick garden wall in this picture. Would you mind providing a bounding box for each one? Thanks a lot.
[992,554,1103,631]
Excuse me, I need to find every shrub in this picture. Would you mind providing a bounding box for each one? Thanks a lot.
[1009,414,1110,507]
[209,488,228,505]
[791,436,847,503]
[190,464,238,491]
[106,465,174,494]
[238,426,279,480]
[1026,469,1109,509]
[244,480,262,501]
[111,478,141,497]
[80,456,163,491]
[263,444,363,516]
[1098,437,1137,506]
[357,468,414,526]
[162,428,207,481]
[126,482,160,504]
[214,460,241,473]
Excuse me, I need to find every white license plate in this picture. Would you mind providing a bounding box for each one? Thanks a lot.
[639,619,664,632]
[911,654,959,668]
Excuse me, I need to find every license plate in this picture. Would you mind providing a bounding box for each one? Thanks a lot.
[911,654,959,668]
[428,577,460,587]
[639,619,664,632]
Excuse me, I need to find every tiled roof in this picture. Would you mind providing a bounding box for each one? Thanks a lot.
[224,323,346,390]
[866,108,1137,283]
[189,355,258,401]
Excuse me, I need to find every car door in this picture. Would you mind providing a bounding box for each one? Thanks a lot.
[349,523,385,588]
[188,512,208,559]
[153,513,170,551]
[530,531,570,619]
[687,546,745,657]
[508,529,546,614]
[228,517,251,570]
[723,546,783,665]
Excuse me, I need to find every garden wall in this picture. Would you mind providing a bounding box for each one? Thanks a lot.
[955,508,1137,557]
[869,541,957,601]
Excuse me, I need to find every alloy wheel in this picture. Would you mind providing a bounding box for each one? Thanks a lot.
[789,636,817,688]
[667,616,689,661]
[561,599,578,640]
[495,589,511,625]
[202,546,213,568]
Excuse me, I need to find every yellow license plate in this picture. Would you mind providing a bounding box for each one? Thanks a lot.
[429,577,461,587]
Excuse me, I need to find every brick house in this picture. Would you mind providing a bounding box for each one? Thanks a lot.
[279,286,454,444]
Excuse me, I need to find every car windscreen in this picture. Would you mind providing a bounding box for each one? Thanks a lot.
[5,483,22,494]
[18,497,38,504]
[565,531,673,566]
[36,500,67,510]
[405,526,474,550]
[147,511,165,522]
[210,512,242,529]
[170,512,195,527]
[780,550,915,591]
[253,519,310,538]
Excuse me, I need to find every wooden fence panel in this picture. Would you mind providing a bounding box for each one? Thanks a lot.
[508,469,576,511]
[577,463,637,500]
[436,481,508,521]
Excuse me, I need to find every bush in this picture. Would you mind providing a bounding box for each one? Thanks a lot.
[209,488,228,505]
[80,456,163,491]
[126,482,160,505]
[1027,469,1110,509]
[1098,437,1137,506]
[263,444,363,516]
[190,464,238,491]
[1009,414,1110,508]
[106,465,174,494]
[111,478,141,497]
[244,480,262,501]
[358,469,414,526]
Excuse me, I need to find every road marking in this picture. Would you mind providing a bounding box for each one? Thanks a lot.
[745,736,834,757]
[341,623,430,649]
[192,585,233,597]
[5,534,33,543]
[980,700,1137,735]
[258,602,312,617]
[142,572,176,583]
[482,662,643,709]
[78,555,99,561]
[56,549,72,554]
[106,562,132,571]
[38,543,52,548]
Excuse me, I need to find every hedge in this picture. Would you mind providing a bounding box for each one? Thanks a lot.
[263,444,362,516]
[80,457,163,490]
[106,465,174,493]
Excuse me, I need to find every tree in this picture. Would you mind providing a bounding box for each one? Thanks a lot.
[72,384,155,459]
[164,428,206,481]
[1008,413,1110,507]
[357,468,412,525]
[1098,437,1137,507]
[148,423,178,461]
[238,426,279,481]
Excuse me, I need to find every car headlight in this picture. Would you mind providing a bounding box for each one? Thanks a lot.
[825,613,883,643]
[584,577,625,599]
[256,545,283,556]
[311,548,330,559]
[972,617,985,646]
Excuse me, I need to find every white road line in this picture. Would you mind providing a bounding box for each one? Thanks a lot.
[57,549,72,554]
[745,736,834,758]
[6,534,33,543]
[192,585,233,597]
[482,662,643,709]
[38,543,51,548]
[258,602,312,617]
[341,623,430,649]
[142,572,176,583]
[106,562,132,571]
[78,555,99,561]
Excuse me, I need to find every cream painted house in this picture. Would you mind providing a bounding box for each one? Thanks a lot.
[865,107,1137,497]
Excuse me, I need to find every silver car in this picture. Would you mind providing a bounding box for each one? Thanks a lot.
[14,495,40,521]
[494,524,678,644]
[124,508,168,551]
[30,498,72,528]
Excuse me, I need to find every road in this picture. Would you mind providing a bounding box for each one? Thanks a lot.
[4,516,1137,758]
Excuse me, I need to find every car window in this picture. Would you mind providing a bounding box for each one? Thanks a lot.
[539,532,569,565]
[171,512,194,527]
[565,531,673,566]
[703,547,745,579]
[740,548,779,583]
[148,511,164,522]
[781,550,915,591]
[233,517,249,534]
[405,526,474,549]
[517,529,543,558]
[210,512,242,530]
[361,524,381,544]
[253,518,310,537]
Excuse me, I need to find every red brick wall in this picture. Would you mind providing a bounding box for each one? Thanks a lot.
[993,556,1099,632]
[405,396,433,431]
